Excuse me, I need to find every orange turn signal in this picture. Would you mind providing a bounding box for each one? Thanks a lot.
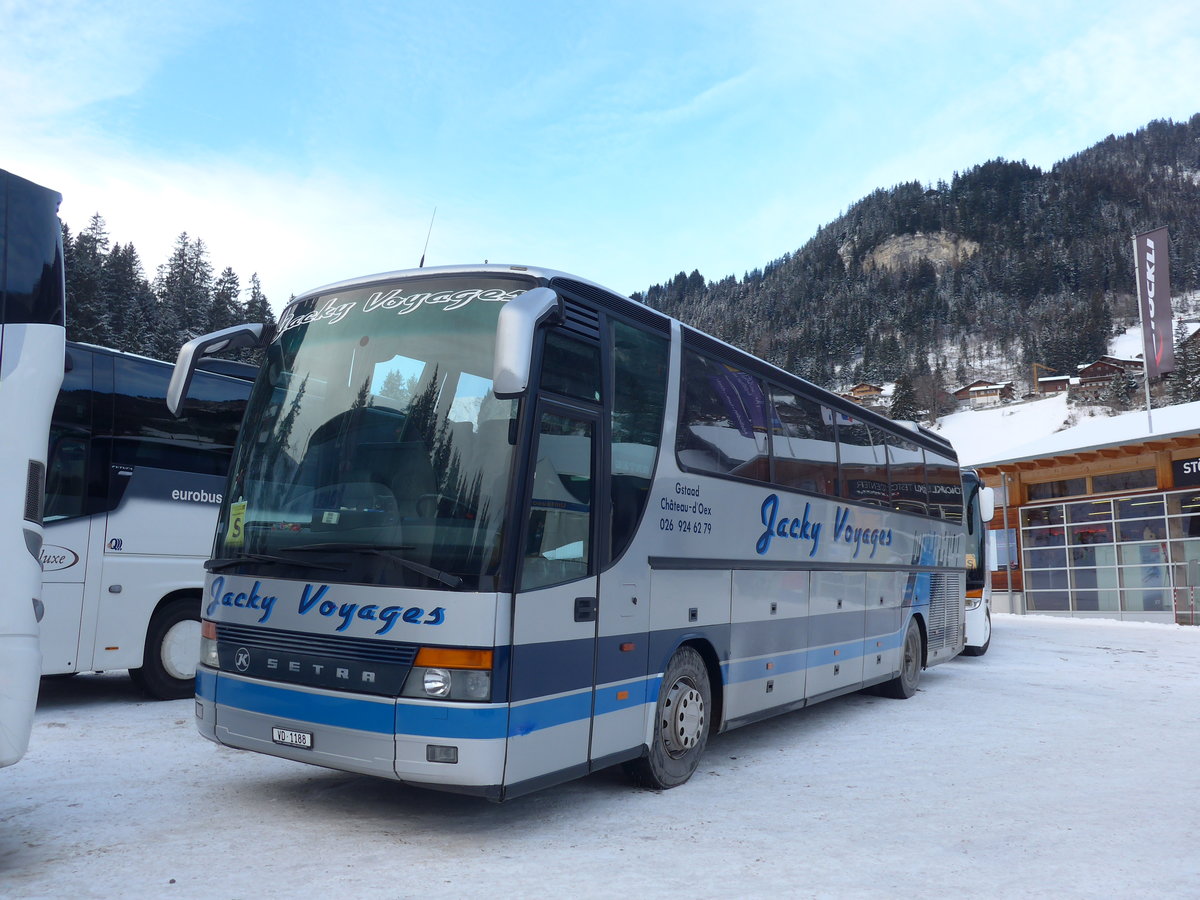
[414,647,494,670]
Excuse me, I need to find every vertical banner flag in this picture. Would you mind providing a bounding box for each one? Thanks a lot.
[1133,227,1174,377]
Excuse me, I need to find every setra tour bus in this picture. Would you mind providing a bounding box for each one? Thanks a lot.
[169,264,969,800]
[0,170,66,767]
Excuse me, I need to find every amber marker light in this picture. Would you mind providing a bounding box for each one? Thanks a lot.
[414,647,493,670]
[619,642,636,652]
[202,621,217,640]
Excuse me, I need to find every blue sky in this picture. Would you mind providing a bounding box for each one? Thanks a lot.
[4,1,1200,313]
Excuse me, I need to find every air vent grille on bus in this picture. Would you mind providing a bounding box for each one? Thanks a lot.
[925,572,963,651]
[24,459,45,524]
[561,298,601,340]
[549,276,671,334]
[216,622,419,665]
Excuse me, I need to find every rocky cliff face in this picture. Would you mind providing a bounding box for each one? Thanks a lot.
[851,230,980,274]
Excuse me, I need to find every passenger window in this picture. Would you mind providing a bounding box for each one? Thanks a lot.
[926,451,963,521]
[886,433,927,515]
[113,357,250,474]
[837,416,889,506]
[677,350,769,483]
[770,388,839,496]
[609,322,668,561]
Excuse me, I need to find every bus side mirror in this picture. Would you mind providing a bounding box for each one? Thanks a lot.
[979,486,995,523]
[167,323,266,417]
[492,287,563,398]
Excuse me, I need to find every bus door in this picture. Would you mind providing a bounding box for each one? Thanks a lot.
[39,347,102,674]
[505,403,600,789]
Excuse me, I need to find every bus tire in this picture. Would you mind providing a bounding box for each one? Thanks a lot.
[629,646,711,790]
[879,617,922,699]
[962,610,991,657]
[130,597,201,700]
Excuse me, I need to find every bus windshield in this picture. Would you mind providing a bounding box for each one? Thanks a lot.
[213,274,535,591]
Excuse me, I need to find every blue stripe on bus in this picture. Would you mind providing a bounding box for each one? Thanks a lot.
[206,615,916,738]
[196,668,217,700]
[216,675,397,734]
[725,648,809,683]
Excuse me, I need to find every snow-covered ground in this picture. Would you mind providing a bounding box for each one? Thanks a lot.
[4,615,1198,899]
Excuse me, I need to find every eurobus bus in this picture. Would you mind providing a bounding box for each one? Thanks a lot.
[40,343,254,699]
[961,469,995,656]
[169,264,969,800]
[0,170,66,767]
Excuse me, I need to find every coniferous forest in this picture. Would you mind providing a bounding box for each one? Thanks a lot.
[634,115,1200,395]
[62,115,1200,395]
[62,220,275,362]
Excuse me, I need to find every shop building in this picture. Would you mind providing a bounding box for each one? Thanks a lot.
[974,401,1200,625]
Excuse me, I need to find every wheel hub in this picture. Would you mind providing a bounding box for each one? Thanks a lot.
[661,678,705,757]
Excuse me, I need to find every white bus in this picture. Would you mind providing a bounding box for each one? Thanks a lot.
[171,265,969,800]
[40,343,253,699]
[0,171,66,767]
[961,469,995,656]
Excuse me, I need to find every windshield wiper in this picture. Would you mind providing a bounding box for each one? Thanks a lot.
[291,542,463,589]
[206,551,346,573]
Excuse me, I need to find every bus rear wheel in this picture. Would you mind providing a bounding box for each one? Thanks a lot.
[628,646,711,790]
[879,618,922,699]
[130,597,201,700]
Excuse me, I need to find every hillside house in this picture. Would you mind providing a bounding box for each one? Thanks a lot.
[1036,375,1073,396]
[953,379,1014,408]
[1073,357,1143,401]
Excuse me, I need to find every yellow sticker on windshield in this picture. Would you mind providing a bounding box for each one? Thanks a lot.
[227,500,247,547]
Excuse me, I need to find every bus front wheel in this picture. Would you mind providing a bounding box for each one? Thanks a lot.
[130,597,201,700]
[879,618,923,699]
[629,646,711,790]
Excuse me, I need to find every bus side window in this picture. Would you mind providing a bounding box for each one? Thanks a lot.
[926,451,963,521]
[112,356,250,475]
[676,350,770,483]
[837,418,890,507]
[609,322,668,562]
[769,388,838,496]
[885,433,928,515]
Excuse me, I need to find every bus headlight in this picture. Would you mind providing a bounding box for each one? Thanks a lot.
[966,590,984,611]
[423,668,452,697]
[401,647,493,702]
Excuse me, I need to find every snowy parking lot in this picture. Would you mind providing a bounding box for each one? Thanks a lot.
[4,614,1199,899]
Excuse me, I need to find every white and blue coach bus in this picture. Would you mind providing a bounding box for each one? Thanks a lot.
[0,170,66,767]
[169,265,968,800]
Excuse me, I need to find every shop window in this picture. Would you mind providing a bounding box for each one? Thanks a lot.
[1092,468,1156,494]
[1067,499,1112,524]
[1027,591,1069,610]
[1116,496,1165,520]
[1028,478,1087,501]
[1022,505,1064,528]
